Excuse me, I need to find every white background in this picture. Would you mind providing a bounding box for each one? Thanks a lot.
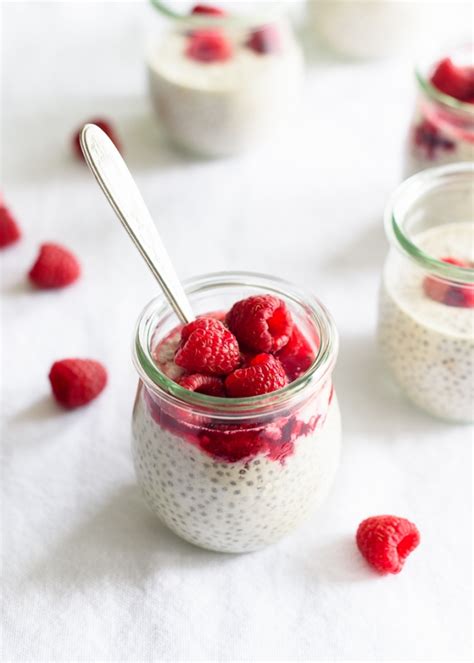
[1,1,472,661]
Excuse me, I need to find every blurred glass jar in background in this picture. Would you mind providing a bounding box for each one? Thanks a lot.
[306,0,425,59]
[147,2,304,156]
[404,44,474,177]
[377,163,474,423]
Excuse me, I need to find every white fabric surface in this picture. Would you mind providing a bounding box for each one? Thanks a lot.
[1,2,472,661]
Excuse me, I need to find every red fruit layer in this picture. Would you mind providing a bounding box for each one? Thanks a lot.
[144,383,330,464]
[430,57,474,104]
[423,256,474,308]
[191,4,226,16]
[246,24,282,55]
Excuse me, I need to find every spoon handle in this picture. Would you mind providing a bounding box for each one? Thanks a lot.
[80,123,194,324]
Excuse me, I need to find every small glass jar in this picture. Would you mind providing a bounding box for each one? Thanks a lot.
[378,163,474,423]
[132,272,341,553]
[404,44,474,177]
[306,0,424,59]
[146,2,304,156]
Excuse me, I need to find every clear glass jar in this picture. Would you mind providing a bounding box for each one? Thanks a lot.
[146,2,304,156]
[306,0,425,59]
[132,272,341,553]
[378,163,474,423]
[404,44,474,177]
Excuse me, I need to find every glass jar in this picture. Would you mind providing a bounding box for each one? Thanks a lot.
[404,44,474,177]
[378,163,474,423]
[132,272,341,553]
[306,0,425,59]
[146,2,304,156]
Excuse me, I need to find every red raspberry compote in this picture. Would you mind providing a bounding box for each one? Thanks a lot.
[405,44,474,176]
[132,273,340,553]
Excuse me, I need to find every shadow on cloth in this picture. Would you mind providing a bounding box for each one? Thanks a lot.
[27,484,237,591]
[335,334,444,438]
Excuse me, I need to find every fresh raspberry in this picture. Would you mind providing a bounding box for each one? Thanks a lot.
[186,30,233,63]
[0,205,21,248]
[49,359,107,409]
[199,427,267,462]
[225,353,288,397]
[72,118,121,160]
[175,317,240,375]
[423,256,474,308]
[226,295,293,353]
[276,325,316,381]
[246,24,282,55]
[179,373,225,396]
[28,243,81,289]
[356,515,420,575]
[430,57,474,103]
[191,4,226,16]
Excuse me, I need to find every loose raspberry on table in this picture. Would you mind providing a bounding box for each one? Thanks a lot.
[356,515,420,575]
[49,359,107,409]
[226,295,293,353]
[423,256,474,308]
[430,57,474,103]
[175,317,241,375]
[72,118,121,160]
[191,4,226,16]
[186,30,233,63]
[246,24,282,55]
[28,243,81,289]
[0,205,22,248]
[225,353,288,397]
[179,373,225,397]
[276,325,316,381]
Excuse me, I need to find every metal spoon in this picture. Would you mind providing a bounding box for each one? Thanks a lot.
[80,123,194,324]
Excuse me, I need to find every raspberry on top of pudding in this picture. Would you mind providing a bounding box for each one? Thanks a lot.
[430,56,474,104]
[153,294,316,399]
[148,294,324,464]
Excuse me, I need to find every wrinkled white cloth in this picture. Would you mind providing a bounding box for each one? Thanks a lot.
[1,2,472,661]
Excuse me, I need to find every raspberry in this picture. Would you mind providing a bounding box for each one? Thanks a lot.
[29,243,81,289]
[423,256,474,308]
[179,373,225,397]
[186,30,233,63]
[0,205,21,248]
[175,317,240,375]
[72,118,121,160]
[246,24,282,55]
[431,57,474,103]
[225,353,288,397]
[49,359,107,409]
[356,515,420,575]
[226,295,293,353]
[199,426,267,462]
[413,119,455,159]
[191,4,226,16]
[276,325,316,381]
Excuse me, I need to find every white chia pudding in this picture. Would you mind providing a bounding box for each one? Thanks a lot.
[132,383,341,553]
[147,20,303,156]
[378,222,474,422]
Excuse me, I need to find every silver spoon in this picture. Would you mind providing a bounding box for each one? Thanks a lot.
[80,123,194,325]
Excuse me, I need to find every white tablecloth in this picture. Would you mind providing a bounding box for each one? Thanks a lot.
[2,2,472,661]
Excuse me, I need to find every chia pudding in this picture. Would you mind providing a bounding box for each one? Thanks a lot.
[378,164,474,422]
[405,44,474,176]
[131,273,341,552]
[147,5,303,156]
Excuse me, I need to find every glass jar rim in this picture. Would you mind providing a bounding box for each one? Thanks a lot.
[150,0,285,28]
[384,162,474,283]
[415,43,474,116]
[133,270,338,418]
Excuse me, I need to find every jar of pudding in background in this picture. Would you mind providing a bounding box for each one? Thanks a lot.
[146,1,304,156]
[132,272,341,553]
[378,163,474,423]
[404,44,474,177]
[305,0,425,59]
